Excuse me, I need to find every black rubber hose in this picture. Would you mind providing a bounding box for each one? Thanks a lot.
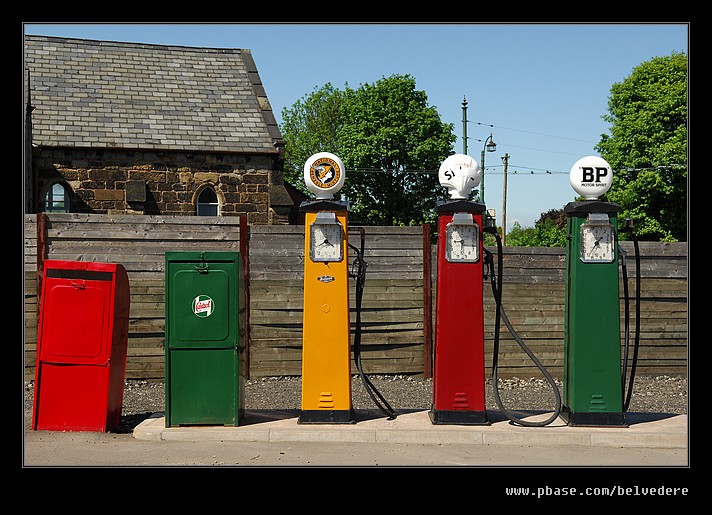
[484,228,562,427]
[349,229,396,420]
[622,231,641,412]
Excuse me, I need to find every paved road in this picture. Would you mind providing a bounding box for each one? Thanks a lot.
[24,431,687,467]
[24,409,688,468]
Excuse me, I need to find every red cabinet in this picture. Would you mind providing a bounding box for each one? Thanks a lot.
[32,261,130,432]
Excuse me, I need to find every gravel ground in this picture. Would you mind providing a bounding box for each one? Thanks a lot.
[24,374,687,434]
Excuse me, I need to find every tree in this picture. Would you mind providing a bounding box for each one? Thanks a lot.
[280,83,345,194]
[595,52,687,241]
[280,74,456,225]
[498,208,566,247]
[504,218,567,247]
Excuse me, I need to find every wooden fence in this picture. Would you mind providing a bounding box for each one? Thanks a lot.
[24,213,246,382]
[23,213,688,382]
[477,243,688,378]
[248,224,428,377]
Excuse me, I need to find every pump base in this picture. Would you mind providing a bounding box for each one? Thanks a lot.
[429,408,489,426]
[298,409,356,424]
[560,406,627,427]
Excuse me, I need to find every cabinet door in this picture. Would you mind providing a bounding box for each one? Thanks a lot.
[40,269,113,365]
[167,262,237,349]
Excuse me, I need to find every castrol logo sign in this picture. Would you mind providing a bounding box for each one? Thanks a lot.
[193,295,214,317]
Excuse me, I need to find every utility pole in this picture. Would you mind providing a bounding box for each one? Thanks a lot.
[501,153,509,245]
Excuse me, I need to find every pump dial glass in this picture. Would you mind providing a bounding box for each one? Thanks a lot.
[580,224,615,263]
[446,223,479,262]
[310,222,343,262]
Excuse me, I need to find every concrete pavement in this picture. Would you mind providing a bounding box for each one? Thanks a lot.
[23,409,688,467]
[134,408,687,449]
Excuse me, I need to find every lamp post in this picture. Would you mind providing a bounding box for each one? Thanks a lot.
[462,96,468,154]
[461,97,496,202]
[480,132,497,204]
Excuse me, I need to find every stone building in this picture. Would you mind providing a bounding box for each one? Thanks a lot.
[24,35,293,223]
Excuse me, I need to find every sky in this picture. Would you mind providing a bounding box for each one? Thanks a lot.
[23,22,688,231]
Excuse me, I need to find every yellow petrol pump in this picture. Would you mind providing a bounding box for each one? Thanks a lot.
[299,152,354,424]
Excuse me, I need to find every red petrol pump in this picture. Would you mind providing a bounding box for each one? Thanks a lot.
[431,154,563,427]
[430,154,488,425]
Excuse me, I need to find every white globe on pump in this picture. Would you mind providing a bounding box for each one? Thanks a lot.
[304,152,346,199]
[438,154,481,200]
[569,156,614,200]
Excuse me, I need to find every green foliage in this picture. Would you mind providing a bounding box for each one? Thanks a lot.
[280,74,456,225]
[488,208,566,247]
[281,83,346,194]
[596,52,687,241]
[505,219,567,247]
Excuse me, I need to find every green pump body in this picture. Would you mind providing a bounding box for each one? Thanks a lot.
[562,201,626,426]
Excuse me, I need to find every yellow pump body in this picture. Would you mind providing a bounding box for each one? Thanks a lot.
[299,202,354,423]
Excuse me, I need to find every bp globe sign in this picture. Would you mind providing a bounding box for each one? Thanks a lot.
[569,155,613,200]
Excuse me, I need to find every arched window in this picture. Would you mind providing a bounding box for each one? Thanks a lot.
[196,186,219,216]
[45,182,70,213]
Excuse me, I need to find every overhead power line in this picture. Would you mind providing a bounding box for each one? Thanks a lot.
[349,163,685,176]
[349,166,567,175]
[469,121,598,145]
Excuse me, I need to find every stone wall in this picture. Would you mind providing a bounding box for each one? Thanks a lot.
[33,147,289,223]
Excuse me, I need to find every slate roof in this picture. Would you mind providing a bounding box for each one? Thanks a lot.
[24,35,282,154]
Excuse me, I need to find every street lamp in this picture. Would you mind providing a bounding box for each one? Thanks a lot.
[480,132,496,204]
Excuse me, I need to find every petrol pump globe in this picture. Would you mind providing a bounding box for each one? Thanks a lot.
[569,156,613,200]
[303,152,346,199]
[438,154,481,199]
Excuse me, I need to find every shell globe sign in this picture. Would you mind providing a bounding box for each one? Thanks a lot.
[438,153,481,199]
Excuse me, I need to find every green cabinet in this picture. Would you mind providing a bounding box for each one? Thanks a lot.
[164,252,245,427]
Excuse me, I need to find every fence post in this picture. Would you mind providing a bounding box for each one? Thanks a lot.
[422,224,432,378]
[36,213,47,316]
[239,215,250,379]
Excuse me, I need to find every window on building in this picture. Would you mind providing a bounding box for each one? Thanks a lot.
[197,187,219,216]
[45,182,70,212]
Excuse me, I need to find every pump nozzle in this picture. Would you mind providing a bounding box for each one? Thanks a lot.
[483,211,497,230]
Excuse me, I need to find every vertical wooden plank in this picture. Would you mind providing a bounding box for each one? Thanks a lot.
[36,213,46,320]
[422,224,432,378]
[240,215,251,379]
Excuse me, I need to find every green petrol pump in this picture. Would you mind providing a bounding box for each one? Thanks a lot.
[562,156,639,427]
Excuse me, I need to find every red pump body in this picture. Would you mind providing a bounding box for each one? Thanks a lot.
[430,201,488,425]
[32,260,130,432]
